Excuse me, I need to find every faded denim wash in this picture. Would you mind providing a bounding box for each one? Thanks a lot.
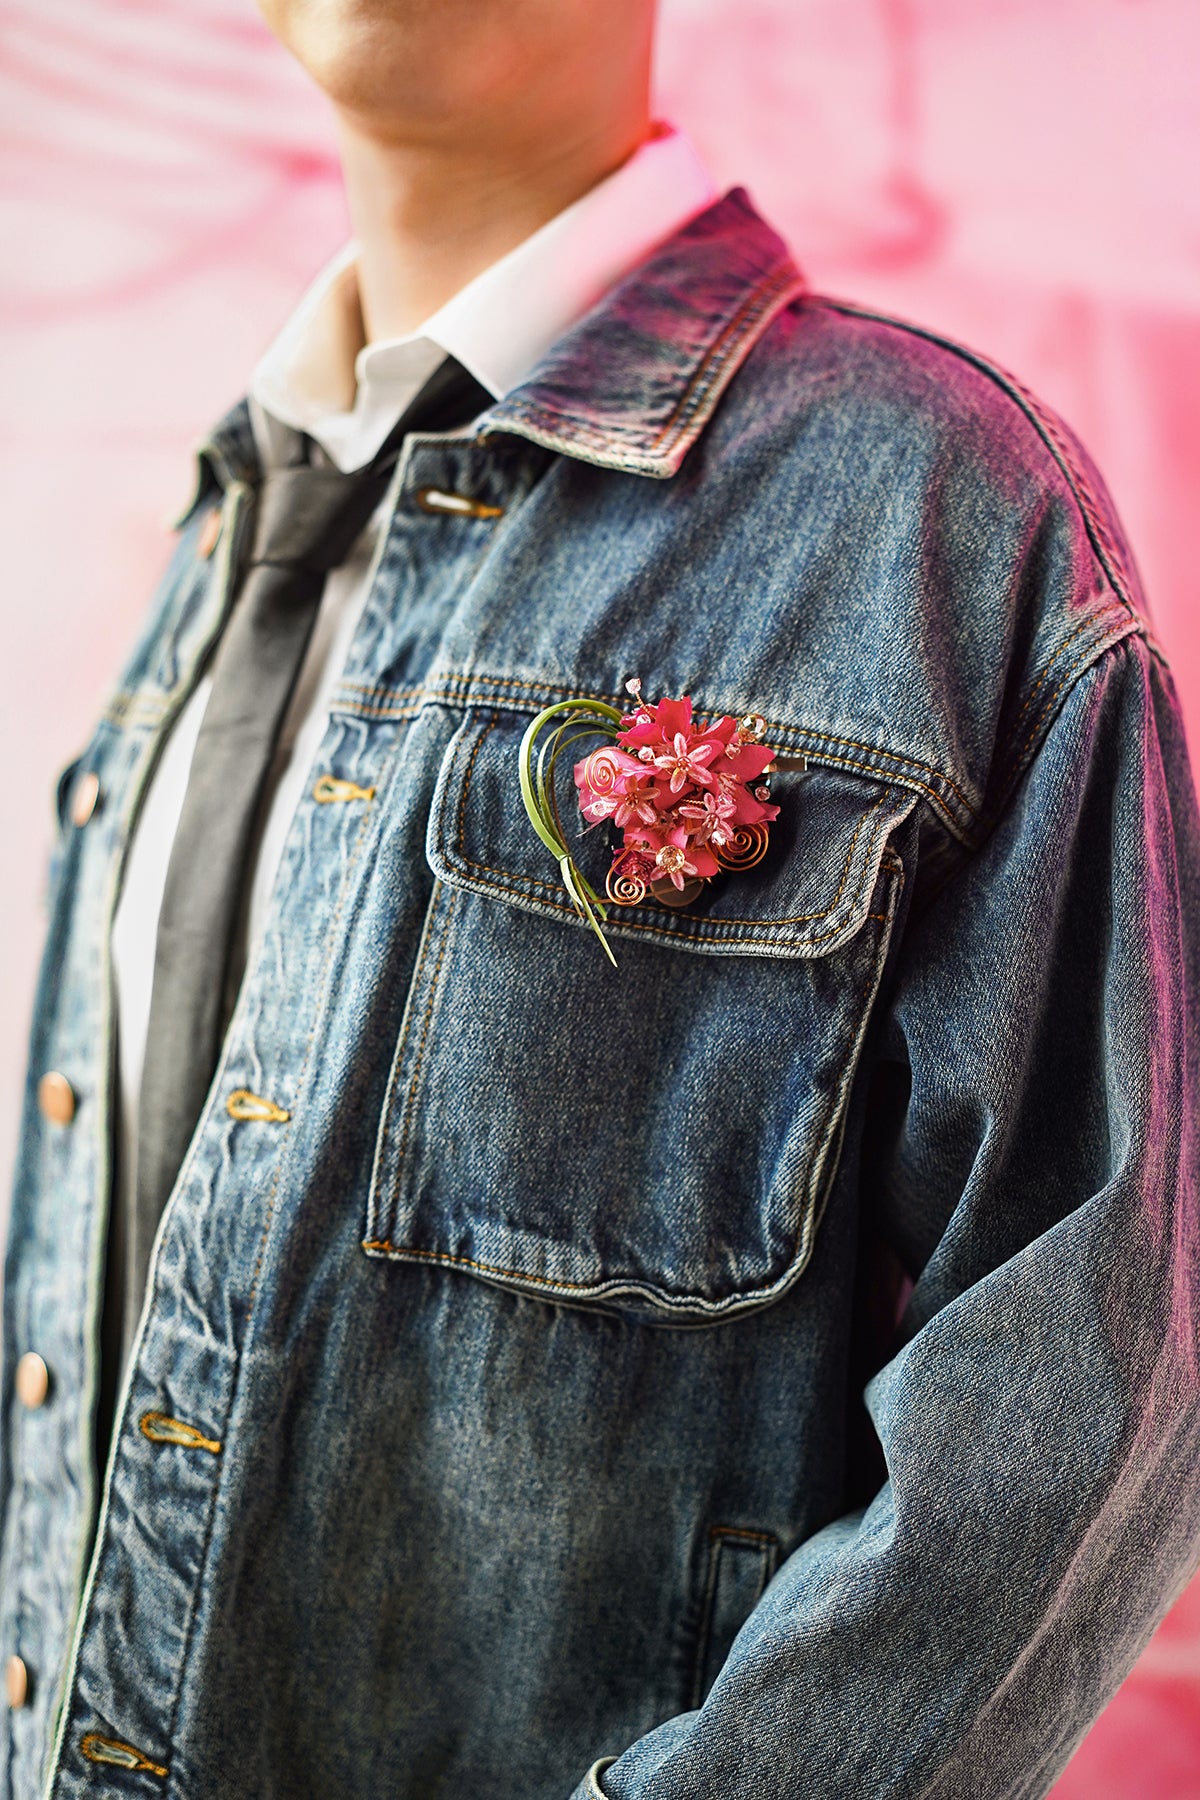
[3,188,1199,1800]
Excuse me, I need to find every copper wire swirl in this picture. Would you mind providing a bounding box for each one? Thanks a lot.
[580,746,626,796]
[606,861,647,906]
[713,822,770,870]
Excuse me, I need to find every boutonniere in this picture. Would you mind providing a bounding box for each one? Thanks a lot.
[519,678,780,966]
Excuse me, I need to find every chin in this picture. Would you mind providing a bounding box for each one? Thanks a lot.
[257,0,516,119]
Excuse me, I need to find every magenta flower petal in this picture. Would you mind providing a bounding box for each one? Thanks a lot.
[653,696,693,740]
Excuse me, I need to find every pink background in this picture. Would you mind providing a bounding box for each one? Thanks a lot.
[1,0,1197,1788]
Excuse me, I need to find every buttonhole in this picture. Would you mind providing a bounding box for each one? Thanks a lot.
[226,1089,290,1124]
[313,774,376,804]
[139,1411,222,1455]
[81,1734,168,1777]
[415,486,504,521]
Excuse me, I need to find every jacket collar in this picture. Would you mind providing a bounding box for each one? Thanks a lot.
[476,186,803,478]
[181,187,803,515]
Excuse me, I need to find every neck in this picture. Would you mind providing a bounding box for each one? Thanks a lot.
[334,108,654,346]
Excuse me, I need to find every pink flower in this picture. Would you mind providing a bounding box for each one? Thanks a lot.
[652,842,699,888]
[655,824,720,886]
[652,730,721,794]
[678,786,739,847]
[623,815,670,857]
[618,693,695,747]
[720,742,775,784]
[611,771,660,829]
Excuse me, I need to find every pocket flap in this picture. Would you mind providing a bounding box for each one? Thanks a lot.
[427,708,919,958]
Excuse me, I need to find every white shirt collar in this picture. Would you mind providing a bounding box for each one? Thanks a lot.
[249,124,717,472]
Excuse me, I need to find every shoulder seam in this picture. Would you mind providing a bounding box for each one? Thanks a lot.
[984,617,1145,838]
[807,296,1142,625]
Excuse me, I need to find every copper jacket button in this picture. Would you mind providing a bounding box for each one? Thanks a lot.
[5,1655,28,1710]
[37,1071,75,1125]
[70,770,100,827]
[15,1352,49,1410]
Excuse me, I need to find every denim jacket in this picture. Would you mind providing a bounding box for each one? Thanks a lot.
[3,188,1199,1800]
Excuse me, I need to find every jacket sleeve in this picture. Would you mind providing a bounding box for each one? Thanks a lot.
[570,628,1200,1800]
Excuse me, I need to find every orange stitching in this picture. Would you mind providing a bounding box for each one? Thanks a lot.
[226,1089,290,1124]
[453,844,886,943]
[332,702,424,720]
[977,627,1143,833]
[436,673,625,709]
[1013,626,1137,770]
[372,886,448,1218]
[464,810,888,935]
[333,674,970,825]
[989,625,1137,826]
[788,857,901,1273]
[80,1734,168,1778]
[456,678,966,816]
[1011,614,1099,726]
[337,682,427,701]
[797,728,972,815]
[394,888,458,1178]
[442,865,888,949]
[459,680,950,790]
[454,711,501,857]
[139,1411,221,1455]
[709,1524,777,1546]
[691,1524,780,1707]
[451,712,891,933]
[653,263,804,455]
[791,750,948,815]
[456,674,612,696]
[1009,611,1122,741]
[361,1239,657,1294]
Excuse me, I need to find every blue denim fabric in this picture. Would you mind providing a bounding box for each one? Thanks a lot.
[3,187,1199,1800]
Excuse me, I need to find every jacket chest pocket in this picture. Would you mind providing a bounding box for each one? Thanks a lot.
[364,707,917,1324]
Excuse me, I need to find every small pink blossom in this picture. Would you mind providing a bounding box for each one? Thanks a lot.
[652,731,720,794]
[678,787,738,847]
[652,836,719,889]
[611,771,660,828]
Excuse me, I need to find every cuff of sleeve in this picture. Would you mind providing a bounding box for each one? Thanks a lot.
[570,1755,618,1798]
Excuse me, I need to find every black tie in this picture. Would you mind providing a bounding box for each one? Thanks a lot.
[124,354,491,1367]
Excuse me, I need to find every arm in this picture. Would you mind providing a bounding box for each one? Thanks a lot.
[573,631,1200,1799]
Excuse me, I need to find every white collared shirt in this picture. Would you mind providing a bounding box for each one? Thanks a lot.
[111,125,716,1224]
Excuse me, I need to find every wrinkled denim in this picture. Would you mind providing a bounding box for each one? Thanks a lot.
[3,188,1199,1800]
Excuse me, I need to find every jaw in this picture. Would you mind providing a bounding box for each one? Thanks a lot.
[253,0,657,143]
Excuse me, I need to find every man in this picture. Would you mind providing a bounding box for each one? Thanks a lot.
[3,1,1199,1796]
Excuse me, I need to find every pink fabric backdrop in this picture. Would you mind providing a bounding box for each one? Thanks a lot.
[1,1,1197,1787]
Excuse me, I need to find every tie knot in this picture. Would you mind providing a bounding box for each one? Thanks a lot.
[246,354,494,575]
[249,461,386,576]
